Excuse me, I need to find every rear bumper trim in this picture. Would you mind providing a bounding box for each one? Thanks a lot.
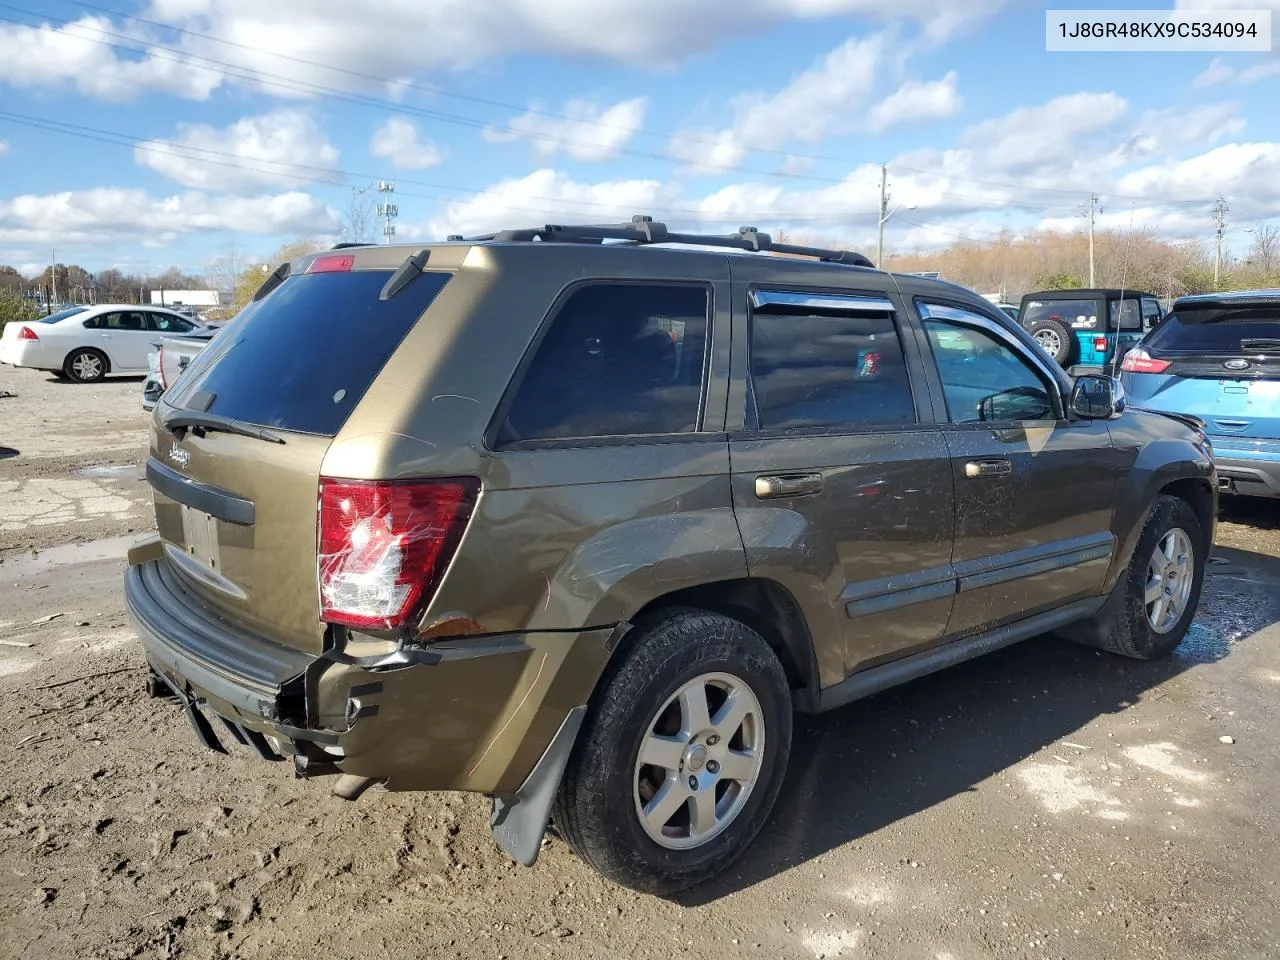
[145,457,255,526]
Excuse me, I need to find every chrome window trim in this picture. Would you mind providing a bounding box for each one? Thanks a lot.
[750,289,896,314]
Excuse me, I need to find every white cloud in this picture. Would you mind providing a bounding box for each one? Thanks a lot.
[867,71,962,131]
[370,117,445,170]
[670,33,892,172]
[1192,57,1234,88]
[1112,103,1244,163]
[134,110,341,193]
[420,169,677,239]
[0,188,336,247]
[959,92,1128,176]
[0,15,222,101]
[0,141,9,157]
[136,0,1010,96]
[1239,60,1280,83]
[484,97,649,162]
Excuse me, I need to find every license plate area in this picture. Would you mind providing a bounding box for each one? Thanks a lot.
[180,504,222,573]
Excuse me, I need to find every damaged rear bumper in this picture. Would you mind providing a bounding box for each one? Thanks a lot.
[124,551,614,804]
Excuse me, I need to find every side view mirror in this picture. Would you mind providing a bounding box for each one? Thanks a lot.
[1071,374,1126,419]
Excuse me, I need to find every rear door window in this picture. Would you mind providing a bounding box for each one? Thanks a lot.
[164,270,452,437]
[1109,299,1142,332]
[1141,298,1163,329]
[497,283,710,443]
[748,293,916,431]
[1022,299,1099,330]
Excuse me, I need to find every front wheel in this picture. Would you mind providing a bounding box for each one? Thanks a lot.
[1093,495,1206,659]
[552,609,792,895]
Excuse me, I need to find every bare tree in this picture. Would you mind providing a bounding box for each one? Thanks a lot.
[1247,224,1279,277]
[340,187,378,244]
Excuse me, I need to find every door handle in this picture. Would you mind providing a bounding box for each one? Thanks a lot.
[964,459,1012,479]
[755,473,824,499]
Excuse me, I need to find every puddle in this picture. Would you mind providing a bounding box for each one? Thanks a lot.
[75,464,142,480]
[0,535,139,579]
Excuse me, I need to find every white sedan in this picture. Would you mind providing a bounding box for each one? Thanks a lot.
[0,304,208,382]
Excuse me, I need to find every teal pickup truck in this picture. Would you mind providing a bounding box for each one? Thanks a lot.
[1020,288,1163,375]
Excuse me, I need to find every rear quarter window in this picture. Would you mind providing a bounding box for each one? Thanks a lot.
[496,282,710,443]
[163,269,452,436]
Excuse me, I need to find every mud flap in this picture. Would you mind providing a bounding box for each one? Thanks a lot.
[489,705,586,867]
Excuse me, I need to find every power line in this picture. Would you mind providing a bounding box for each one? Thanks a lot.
[1,3,1227,207]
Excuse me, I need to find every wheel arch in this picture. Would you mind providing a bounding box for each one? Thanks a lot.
[625,577,821,713]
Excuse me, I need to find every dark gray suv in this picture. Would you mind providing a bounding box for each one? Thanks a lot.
[126,218,1216,895]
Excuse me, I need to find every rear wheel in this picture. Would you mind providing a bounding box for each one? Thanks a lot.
[64,348,108,383]
[1028,318,1074,366]
[552,609,792,895]
[1090,496,1206,659]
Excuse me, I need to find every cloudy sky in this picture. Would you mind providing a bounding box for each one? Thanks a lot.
[0,0,1278,276]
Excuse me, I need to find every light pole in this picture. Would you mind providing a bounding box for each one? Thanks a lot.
[877,201,917,267]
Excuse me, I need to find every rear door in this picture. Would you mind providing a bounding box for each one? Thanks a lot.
[727,273,955,686]
[152,262,454,655]
[914,300,1118,638]
[1129,303,1280,440]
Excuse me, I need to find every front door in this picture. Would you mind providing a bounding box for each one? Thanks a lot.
[727,282,956,687]
[915,301,1119,638]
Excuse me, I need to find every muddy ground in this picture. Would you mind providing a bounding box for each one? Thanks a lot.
[1,366,1278,960]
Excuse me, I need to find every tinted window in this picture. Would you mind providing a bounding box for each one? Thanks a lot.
[165,270,452,437]
[921,307,1055,423]
[498,284,709,443]
[149,313,195,333]
[1109,298,1142,331]
[1022,298,1099,330]
[749,301,915,431]
[1141,298,1163,327]
[99,311,147,331]
[40,306,89,324]
[1145,308,1280,354]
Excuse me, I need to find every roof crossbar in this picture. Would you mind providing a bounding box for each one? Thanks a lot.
[445,215,874,267]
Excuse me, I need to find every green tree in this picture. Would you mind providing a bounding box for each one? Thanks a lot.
[0,288,38,337]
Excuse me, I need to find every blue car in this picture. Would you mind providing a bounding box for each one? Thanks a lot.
[1121,289,1280,499]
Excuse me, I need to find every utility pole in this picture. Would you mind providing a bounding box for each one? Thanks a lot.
[377,180,398,244]
[1083,194,1099,287]
[876,165,888,267]
[1213,196,1229,287]
[49,249,57,312]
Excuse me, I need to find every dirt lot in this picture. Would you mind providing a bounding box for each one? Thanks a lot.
[2,365,1279,960]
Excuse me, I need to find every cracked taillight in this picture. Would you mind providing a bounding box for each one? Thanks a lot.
[317,477,478,631]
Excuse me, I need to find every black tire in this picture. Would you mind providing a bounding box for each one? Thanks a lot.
[63,348,108,383]
[552,608,792,895]
[1028,318,1074,365]
[1090,496,1206,660]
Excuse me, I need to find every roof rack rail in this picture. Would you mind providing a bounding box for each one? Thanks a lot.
[444,215,874,267]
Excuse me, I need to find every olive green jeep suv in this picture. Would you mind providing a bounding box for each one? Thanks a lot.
[125,218,1216,894]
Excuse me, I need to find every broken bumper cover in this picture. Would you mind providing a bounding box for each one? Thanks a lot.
[124,554,614,797]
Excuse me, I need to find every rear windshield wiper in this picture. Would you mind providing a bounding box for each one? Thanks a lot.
[161,410,286,445]
[1241,338,1280,354]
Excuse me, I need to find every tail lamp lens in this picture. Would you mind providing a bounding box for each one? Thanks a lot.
[318,477,478,630]
[17,325,38,341]
[1120,348,1171,374]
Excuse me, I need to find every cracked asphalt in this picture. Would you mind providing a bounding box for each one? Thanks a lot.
[1,366,1278,960]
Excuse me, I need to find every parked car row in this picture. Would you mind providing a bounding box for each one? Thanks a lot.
[0,303,211,382]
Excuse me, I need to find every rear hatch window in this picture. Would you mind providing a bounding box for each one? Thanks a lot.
[1022,299,1099,330]
[1143,305,1280,379]
[164,269,452,436]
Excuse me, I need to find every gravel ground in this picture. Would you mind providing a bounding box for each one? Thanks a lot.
[2,365,1279,960]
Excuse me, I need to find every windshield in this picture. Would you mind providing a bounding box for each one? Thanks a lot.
[165,269,452,436]
[1144,306,1280,355]
[39,306,89,323]
[1022,298,1098,330]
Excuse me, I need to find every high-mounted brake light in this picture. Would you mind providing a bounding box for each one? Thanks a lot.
[16,325,38,341]
[306,254,355,274]
[1120,348,1170,374]
[317,477,478,631]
